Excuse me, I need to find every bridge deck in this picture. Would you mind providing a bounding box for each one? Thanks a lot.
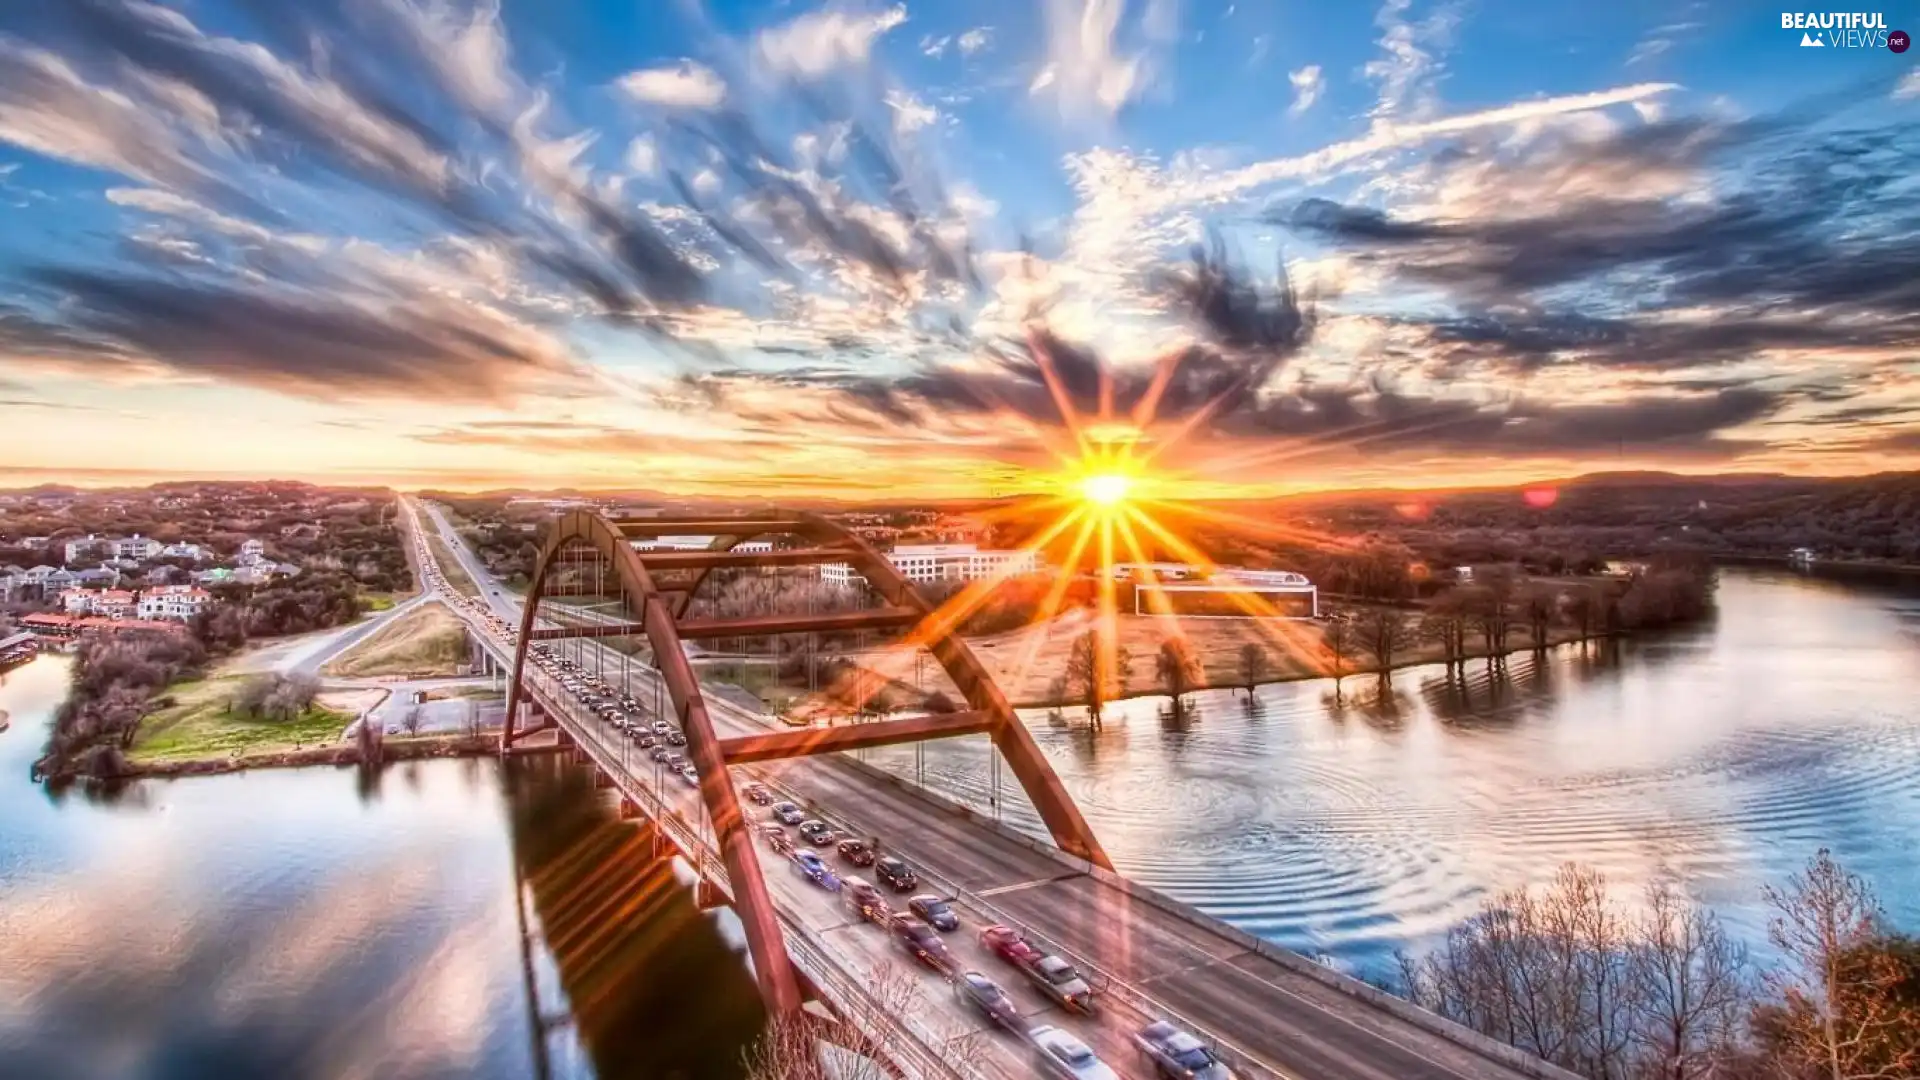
[414,498,1554,1080]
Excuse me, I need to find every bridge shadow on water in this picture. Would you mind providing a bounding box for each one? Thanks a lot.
[501,754,766,1080]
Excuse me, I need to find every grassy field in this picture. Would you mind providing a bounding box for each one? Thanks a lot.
[131,677,354,765]
[427,532,479,597]
[322,600,469,678]
[360,591,399,612]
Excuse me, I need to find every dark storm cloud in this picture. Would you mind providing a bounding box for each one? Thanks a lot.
[1284,117,1920,374]
[24,267,579,403]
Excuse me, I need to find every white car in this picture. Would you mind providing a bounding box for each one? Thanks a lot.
[1030,1026,1119,1080]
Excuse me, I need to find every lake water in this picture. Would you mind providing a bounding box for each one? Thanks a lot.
[4,567,1919,1076]
[0,657,763,1080]
[865,568,1920,974]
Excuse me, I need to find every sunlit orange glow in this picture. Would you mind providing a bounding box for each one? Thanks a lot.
[1523,486,1560,509]
[1080,473,1133,506]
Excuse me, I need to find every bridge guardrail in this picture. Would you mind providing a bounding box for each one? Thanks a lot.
[748,769,1287,1080]
[514,665,984,1080]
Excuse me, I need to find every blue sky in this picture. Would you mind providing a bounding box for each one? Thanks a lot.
[0,0,1916,496]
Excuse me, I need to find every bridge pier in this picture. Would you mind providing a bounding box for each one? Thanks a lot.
[594,769,614,790]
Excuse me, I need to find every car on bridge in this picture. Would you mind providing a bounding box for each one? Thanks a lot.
[1023,955,1097,1015]
[675,763,699,787]
[742,782,774,806]
[665,731,686,747]
[907,895,960,932]
[842,879,892,925]
[791,850,841,891]
[770,802,805,825]
[887,914,955,974]
[1030,1026,1119,1080]
[635,734,656,749]
[954,971,1023,1032]
[982,925,1044,965]
[837,838,876,867]
[797,820,837,846]
[758,824,795,856]
[1133,1021,1233,1080]
[649,747,672,762]
[874,856,917,892]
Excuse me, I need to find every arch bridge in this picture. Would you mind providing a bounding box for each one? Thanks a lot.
[501,510,1109,1015]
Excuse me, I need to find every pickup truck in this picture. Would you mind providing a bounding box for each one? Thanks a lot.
[980,925,1099,1014]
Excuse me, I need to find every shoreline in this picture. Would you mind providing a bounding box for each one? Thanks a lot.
[1003,628,1621,711]
[47,733,499,783]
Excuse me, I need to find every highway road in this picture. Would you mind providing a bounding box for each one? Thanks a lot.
[411,499,1550,1080]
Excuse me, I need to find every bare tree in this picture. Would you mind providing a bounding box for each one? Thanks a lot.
[1156,636,1199,721]
[742,961,970,1080]
[1237,642,1269,699]
[1356,608,1404,679]
[1523,586,1561,652]
[1632,876,1751,1079]
[397,704,422,737]
[1761,848,1918,1080]
[1065,627,1130,730]
[1323,615,1352,698]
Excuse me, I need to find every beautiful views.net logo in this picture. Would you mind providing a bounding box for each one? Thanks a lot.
[1781,11,1897,48]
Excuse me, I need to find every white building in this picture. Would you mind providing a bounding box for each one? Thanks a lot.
[238,538,266,565]
[1136,567,1318,619]
[61,589,95,615]
[818,543,1041,588]
[110,534,160,560]
[64,534,102,562]
[160,542,209,562]
[630,535,775,555]
[138,585,213,622]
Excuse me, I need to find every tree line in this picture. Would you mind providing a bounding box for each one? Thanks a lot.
[36,630,207,779]
[1393,850,1919,1080]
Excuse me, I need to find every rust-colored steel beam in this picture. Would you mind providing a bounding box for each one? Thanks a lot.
[503,511,802,1015]
[615,518,806,537]
[635,546,856,571]
[676,606,921,640]
[528,622,647,642]
[718,711,993,764]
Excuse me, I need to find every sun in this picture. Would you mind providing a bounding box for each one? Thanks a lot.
[1079,472,1134,507]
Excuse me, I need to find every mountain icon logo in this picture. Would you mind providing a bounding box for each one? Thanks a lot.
[1800,31,1824,46]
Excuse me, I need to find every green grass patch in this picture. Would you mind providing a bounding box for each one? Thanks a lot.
[131,677,353,764]
[360,591,399,612]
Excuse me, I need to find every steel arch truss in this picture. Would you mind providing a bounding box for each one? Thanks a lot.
[500,510,1111,1014]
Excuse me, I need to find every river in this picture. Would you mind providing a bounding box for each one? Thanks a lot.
[864,568,1920,975]
[0,656,764,1080]
[4,568,1918,1076]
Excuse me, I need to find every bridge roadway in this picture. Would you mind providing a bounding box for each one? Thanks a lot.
[410,499,1547,1080]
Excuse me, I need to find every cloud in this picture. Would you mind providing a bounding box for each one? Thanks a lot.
[755,4,908,80]
[1362,0,1456,121]
[1288,65,1323,116]
[1897,70,1920,101]
[616,61,727,110]
[884,89,938,134]
[1029,0,1178,123]
[624,134,658,176]
[957,27,992,55]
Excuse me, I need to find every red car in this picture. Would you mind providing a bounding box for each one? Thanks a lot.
[980,924,1043,966]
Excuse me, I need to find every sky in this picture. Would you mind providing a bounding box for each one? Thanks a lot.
[0,0,1916,499]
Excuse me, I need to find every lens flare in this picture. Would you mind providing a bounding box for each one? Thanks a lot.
[1080,473,1133,506]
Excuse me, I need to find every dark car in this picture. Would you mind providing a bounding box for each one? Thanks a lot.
[770,801,805,826]
[743,783,775,806]
[842,879,892,925]
[797,820,837,846]
[955,971,1022,1031]
[837,838,876,867]
[1134,1020,1233,1080]
[666,731,686,746]
[875,856,918,892]
[649,746,672,762]
[908,895,960,932]
[635,734,657,749]
[888,914,955,973]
